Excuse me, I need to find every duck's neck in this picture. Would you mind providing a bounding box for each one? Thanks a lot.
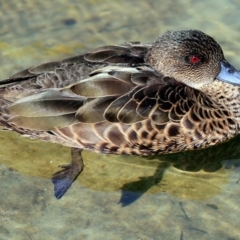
[201,80,240,127]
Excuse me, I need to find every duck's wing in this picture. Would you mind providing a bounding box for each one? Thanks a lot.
[0,41,152,127]
[6,65,165,130]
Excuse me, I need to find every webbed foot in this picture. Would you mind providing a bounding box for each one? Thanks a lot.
[52,148,84,199]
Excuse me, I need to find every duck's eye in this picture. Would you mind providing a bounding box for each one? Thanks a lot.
[189,55,201,64]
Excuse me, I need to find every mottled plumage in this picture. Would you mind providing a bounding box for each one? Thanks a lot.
[0,29,240,198]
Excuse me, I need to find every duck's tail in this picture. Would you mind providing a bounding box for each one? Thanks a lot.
[0,76,34,132]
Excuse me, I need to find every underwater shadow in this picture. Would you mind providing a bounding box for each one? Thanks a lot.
[119,135,240,206]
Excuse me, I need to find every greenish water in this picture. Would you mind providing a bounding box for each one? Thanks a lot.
[1,0,240,239]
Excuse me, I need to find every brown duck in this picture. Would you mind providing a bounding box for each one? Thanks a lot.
[0,29,240,199]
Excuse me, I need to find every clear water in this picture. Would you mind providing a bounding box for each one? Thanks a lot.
[0,0,240,239]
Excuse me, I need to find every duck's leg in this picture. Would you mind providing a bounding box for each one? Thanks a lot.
[52,148,84,199]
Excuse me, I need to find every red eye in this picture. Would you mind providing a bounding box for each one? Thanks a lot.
[190,55,200,64]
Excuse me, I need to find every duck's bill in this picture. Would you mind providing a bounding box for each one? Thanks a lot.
[217,60,240,86]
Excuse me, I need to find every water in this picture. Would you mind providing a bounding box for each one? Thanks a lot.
[0,0,240,239]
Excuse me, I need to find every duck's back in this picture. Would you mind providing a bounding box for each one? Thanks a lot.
[0,42,151,100]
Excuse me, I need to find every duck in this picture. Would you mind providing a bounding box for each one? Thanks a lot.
[0,29,240,199]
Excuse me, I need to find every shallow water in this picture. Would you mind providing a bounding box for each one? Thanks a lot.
[1,0,240,239]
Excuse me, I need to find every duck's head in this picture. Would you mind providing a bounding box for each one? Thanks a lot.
[146,29,240,89]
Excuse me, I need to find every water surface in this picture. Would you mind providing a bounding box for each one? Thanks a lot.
[0,1,240,239]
